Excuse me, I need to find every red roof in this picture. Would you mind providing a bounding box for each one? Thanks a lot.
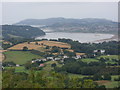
[39,64,44,67]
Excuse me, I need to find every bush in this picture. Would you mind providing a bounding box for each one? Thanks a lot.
[23,46,28,51]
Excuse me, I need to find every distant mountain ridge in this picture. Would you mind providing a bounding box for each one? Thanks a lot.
[15,18,118,34]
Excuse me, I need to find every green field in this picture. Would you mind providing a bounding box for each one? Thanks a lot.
[98,55,119,60]
[3,51,42,64]
[68,73,91,79]
[4,66,27,73]
[81,58,99,63]
[98,55,119,64]
[43,61,62,72]
[104,81,120,88]
[81,55,119,64]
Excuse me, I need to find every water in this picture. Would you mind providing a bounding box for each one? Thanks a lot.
[36,32,114,43]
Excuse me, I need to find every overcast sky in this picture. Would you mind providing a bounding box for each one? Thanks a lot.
[1,2,118,24]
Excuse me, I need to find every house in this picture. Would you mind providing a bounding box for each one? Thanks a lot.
[41,59,47,61]
[93,49,105,54]
[39,64,45,67]
[93,50,98,53]
[76,53,86,59]
[63,55,69,59]
[16,64,20,67]
[47,57,54,60]
[55,58,61,61]
[101,50,105,54]
[72,56,77,59]
[31,60,35,63]
[2,66,4,70]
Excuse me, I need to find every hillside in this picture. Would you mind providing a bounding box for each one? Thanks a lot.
[15,18,118,34]
[8,40,71,51]
[1,25,45,40]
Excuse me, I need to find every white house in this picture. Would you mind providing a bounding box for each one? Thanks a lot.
[16,64,20,67]
[31,60,35,63]
[41,59,47,61]
[55,58,61,61]
[93,50,98,53]
[76,53,86,59]
[63,55,69,59]
[101,50,105,54]
[47,57,54,60]
[93,49,105,54]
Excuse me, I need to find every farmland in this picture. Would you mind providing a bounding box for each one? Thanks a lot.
[4,66,26,72]
[81,58,99,63]
[81,55,119,64]
[98,55,119,64]
[0,50,7,62]
[8,42,45,51]
[98,55,119,60]
[8,40,71,51]
[0,53,3,62]
[3,51,42,64]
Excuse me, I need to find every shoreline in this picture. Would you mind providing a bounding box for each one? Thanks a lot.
[92,34,118,43]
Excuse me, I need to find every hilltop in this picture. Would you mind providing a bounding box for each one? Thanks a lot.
[2,25,45,40]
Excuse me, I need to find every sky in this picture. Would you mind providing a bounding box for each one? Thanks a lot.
[1,2,118,25]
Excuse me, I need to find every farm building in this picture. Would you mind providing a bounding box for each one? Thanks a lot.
[76,53,86,59]
[93,49,105,54]
[39,64,45,67]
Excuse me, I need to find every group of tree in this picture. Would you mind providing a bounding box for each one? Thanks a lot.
[54,58,119,76]
[57,38,119,55]
[3,38,119,57]
[2,68,105,88]
[2,25,45,40]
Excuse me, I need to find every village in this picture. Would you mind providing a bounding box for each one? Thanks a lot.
[1,40,107,68]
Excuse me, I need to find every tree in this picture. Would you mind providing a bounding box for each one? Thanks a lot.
[93,74,103,80]
[82,79,97,88]
[23,46,28,51]
[103,73,111,80]
[35,42,38,45]
[46,46,50,49]
[24,61,32,69]
[51,63,57,68]
[3,61,16,67]
[27,41,30,44]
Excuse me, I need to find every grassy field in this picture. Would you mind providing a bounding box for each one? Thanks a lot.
[3,51,42,64]
[98,55,119,64]
[111,75,120,81]
[43,60,62,72]
[4,66,27,73]
[81,55,119,64]
[105,81,120,88]
[68,73,91,79]
[81,58,99,63]
[98,55,119,60]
